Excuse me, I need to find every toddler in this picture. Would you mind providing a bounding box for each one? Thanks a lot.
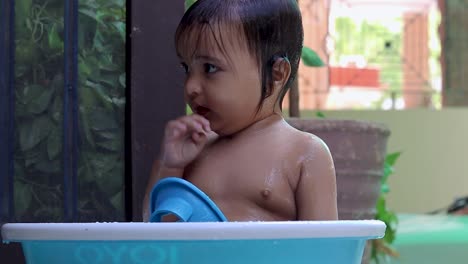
[143,0,337,222]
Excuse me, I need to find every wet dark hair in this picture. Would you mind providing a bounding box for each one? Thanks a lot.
[175,0,304,111]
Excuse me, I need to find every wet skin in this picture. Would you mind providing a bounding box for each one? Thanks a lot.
[142,25,337,222]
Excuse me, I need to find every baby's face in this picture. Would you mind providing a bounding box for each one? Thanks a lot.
[178,26,267,136]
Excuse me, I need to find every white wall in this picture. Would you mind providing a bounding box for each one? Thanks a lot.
[307,109,468,213]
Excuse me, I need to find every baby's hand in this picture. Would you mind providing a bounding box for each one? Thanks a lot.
[161,114,212,169]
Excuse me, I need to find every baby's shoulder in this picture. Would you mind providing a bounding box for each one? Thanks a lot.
[283,126,332,163]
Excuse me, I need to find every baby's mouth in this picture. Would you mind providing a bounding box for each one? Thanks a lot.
[195,106,210,117]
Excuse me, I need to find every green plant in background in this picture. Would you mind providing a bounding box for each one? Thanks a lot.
[14,0,125,222]
[77,0,126,221]
[185,0,197,9]
[372,152,401,263]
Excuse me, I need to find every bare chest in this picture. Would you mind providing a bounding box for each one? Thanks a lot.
[183,142,299,220]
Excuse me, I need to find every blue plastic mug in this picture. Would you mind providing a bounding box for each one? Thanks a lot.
[149,177,228,222]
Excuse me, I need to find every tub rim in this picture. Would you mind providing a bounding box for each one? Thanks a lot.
[2,220,385,242]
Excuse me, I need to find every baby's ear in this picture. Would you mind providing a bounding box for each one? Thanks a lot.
[272,57,291,89]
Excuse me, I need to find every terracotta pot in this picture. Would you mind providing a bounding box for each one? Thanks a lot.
[287,118,390,220]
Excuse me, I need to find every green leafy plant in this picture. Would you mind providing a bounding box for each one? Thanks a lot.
[371,152,401,263]
[14,0,125,222]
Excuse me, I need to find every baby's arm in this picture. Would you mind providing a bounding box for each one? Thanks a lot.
[295,135,338,220]
[141,114,212,221]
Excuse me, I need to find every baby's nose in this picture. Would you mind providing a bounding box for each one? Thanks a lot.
[185,75,202,99]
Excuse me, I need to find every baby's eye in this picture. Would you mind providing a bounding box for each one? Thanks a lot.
[180,63,189,74]
[204,63,218,74]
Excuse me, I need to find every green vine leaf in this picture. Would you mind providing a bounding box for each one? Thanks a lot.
[373,152,402,262]
[87,152,118,177]
[16,0,32,19]
[112,21,126,41]
[88,107,119,132]
[23,148,42,168]
[21,85,45,104]
[51,96,63,123]
[382,151,401,186]
[47,128,61,160]
[99,54,120,72]
[14,181,33,218]
[301,46,325,67]
[114,0,125,7]
[100,74,119,88]
[110,191,123,211]
[78,8,98,22]
[78,56,92,77]
[19,115,53,151]
[35,158,61,174]
[93,31,106,52]
[385,152,401,167]
[96,139,122,152]
[85,80,114,110]
[316,111,326,118]
[96,162,123,198]
[97,131,119,140]
[185,0,197,9]
[27,86,55,114]
[119,74,126,88]
[80,107,96,147]
[48,25,63,51]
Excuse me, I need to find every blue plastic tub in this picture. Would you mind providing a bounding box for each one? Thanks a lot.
[2,221,385,264]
